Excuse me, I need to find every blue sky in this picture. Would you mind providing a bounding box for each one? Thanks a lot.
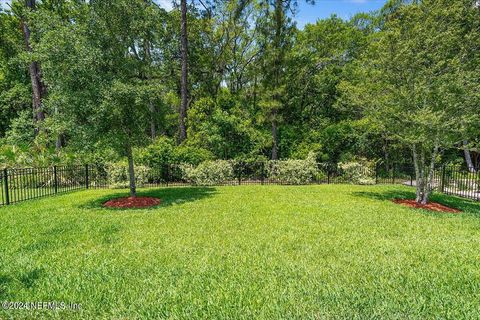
[155,0,388,28]
[1,0,387,28]
[294,0,387,28]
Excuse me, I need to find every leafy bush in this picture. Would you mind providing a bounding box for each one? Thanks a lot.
[4,110,35,146]
[338,158,375,185]
[266,152,318,185]
[314,169,328,182]
[107,162,149,189]
[136,137,175,168]
[181,160,234,186]
[174,145,213,165]
[136,138,213,167]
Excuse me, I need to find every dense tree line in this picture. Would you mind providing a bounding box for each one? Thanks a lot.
[0,0,479,201]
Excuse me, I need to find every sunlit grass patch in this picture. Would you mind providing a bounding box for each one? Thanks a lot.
[1,185,480,319]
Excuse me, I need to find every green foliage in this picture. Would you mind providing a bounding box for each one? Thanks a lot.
[107,162,149,189]
[174,145,213,165]
[137,137,175,168]
[341,0,479,151]
[0,0,478,181]
[4,110,35,146]
[187,93,265,160]
[0,7,30,138]
[338,0,480,202]
[339,158,375,185]
[266,152,319,184]
[180,160,235,186]
[136,137,213,167]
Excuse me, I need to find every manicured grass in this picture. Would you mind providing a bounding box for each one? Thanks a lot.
[1,185,480,319]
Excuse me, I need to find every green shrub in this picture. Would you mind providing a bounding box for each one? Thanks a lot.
[136,138,213,167]
[314,169,328,182]
[136,137,175,168]
[107,162,149,189]
[174,145,213,165]
[338,158,375,185]
[181,160,234,186]
[266,152,318,185]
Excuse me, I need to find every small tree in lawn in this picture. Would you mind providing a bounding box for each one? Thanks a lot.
[340,0,479,204]
[32,0,163,197]
[101,82,149,197]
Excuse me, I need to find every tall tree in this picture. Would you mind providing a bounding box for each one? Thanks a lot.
[178,0,188,143]
[341,0,480,204]
[284,15,372,161]
[463,141,476,173]
[20,0,45,135]
[259,0,313,159]
[0,5,31,140]
[34,0,164,197]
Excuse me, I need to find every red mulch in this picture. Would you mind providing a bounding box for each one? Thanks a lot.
[104,196,161,208]
[393,199,461,213]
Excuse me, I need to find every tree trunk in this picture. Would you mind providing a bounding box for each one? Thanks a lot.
[21,0,45,135]
[422,144,439,204]
[412,143,439,204]
[126,143,137,198]
[149,102,156,139]
[271,117,278,160]
[270,0,283,160]
[382,135,389,172]
[141,32,156,140]
[56,133,65,150]
[412,144,424,203]
[178,0,188,144]
[463,140,476,173]
[253,74,257,111]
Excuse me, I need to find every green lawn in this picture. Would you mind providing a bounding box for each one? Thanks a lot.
[1,185,480,319]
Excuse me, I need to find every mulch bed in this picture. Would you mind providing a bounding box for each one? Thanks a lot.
[393,199,461,213]
[104,196,161,209]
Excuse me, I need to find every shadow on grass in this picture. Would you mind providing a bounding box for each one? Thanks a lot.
[352,189,480,216]
[0,268,43,300]
[18,268,43,289]
[80,186,217,211]
[0,274,12,299]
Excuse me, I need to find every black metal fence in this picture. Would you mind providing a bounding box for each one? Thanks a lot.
[0,162,479,206]
[139,162,416,187]
[0,165,107,205]
[432,165,480,201]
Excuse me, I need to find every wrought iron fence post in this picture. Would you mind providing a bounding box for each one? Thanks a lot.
[237,161,242,186]
[166,165,169,187]
[3,168,9,205]
[54,166,58,194]
[85,164,89,189]
[375,163,379,185]
[327,167,331,184]
[392,165,395,184]
[261,162,265,185]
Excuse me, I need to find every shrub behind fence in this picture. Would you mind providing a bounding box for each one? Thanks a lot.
[0,162,479,206]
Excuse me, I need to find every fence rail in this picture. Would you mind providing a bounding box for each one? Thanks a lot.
[0,165,107,205]
[0,163,478,206]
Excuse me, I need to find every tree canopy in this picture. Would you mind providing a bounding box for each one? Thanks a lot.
[0,0,478,201]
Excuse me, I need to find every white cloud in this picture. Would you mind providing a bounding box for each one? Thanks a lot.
[350,0,368,3]
[0,0,11,9]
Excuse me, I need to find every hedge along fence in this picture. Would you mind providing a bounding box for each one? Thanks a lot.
[1,161,479,206]
[112,158,386,187]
